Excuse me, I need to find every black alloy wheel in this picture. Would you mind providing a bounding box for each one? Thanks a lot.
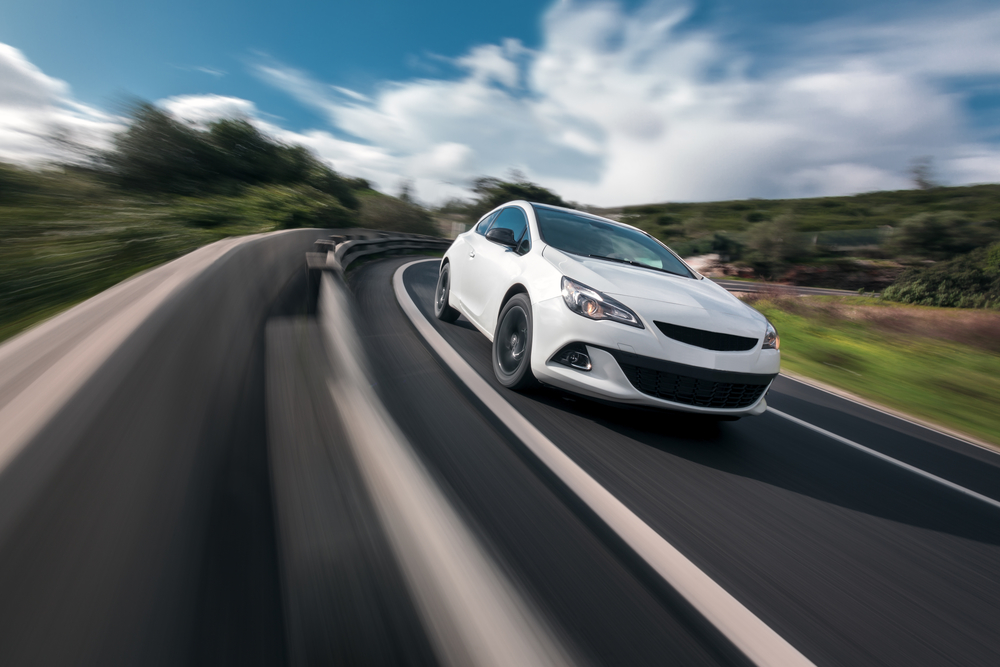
[492,294,537,390]
[434,262,460,323]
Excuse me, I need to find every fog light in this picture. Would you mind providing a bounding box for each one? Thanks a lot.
[553,343,592,371]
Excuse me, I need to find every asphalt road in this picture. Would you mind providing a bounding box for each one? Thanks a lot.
[350,257,1000,667]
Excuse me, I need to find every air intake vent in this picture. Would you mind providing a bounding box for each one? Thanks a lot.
[620,362,768,409]
[654,321,758,352]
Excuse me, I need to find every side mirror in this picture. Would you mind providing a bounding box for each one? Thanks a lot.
[486,227,517,248]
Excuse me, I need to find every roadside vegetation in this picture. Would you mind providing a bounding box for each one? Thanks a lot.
[0,102,433,342]
[881,242,1000,308]
[434,175,570,231]
[591,184,1000,296]
[744,292,1000,446]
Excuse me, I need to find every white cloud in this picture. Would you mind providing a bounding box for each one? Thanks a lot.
[253,59,370,122]
[3,1,999,204]
[252,1,1000,205]
[0,44,121,164]
[161,94,258,127]
[456,39,525,88]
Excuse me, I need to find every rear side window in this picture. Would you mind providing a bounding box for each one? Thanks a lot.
[488,207,529,244]
[475,211,498,235]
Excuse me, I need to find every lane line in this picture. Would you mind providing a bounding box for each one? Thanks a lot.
[319,271,576,667]
[775,372,1000,456]
[394,259,816,667]
[768,407,1000,511]
[713,285,995,455]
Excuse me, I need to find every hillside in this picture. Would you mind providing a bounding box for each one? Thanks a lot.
[588,185,1000,290]
[600,184,1000,238]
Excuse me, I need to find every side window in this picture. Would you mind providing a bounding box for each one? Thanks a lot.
[475,211,498,235]
[488,207,529,249]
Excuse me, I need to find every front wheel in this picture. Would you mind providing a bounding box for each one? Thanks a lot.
[434,263,460,323]
[492,294,537,390]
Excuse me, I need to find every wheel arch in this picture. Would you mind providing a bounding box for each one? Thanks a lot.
[498,283,530,317]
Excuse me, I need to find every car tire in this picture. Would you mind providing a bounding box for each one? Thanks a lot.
[492,293,537,390]
[434,262,460,323]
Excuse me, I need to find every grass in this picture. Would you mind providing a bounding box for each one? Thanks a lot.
[0,167,438,344]
[0,169,342,343]
[745,293,1000,446]
[0,189,278,344]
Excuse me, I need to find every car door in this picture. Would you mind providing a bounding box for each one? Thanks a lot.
[451,210,497,314]
[462,206,531,334]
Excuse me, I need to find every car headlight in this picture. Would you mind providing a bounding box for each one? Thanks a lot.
[561,277,644,328]
[762,321,779,350]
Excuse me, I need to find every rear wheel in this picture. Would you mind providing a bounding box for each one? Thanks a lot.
[434,263,460,323]
[492,294,537,390]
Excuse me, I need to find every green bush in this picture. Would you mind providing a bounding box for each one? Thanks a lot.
[242,185,353,229]
[710,230,743,261]
[891,211,998,260]
[745,215,809,275]
[882,243,1000,308]
[173,185,354,230]
[358,192,437,235]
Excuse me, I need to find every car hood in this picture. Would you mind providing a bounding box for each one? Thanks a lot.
[542,246,765,330]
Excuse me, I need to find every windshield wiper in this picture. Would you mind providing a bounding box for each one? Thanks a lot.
[588,254,637,266]
[586,254,687,278]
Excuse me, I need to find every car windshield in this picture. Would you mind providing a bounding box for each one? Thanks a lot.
[532,205,694,278]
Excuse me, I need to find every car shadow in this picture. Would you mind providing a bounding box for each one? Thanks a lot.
[515,385,1000,547]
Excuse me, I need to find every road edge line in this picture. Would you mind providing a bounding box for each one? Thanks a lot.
[775,371,999,455]
[394,259,816,667]
[767,407,1000,511]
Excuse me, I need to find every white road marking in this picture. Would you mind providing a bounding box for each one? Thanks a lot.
[776,372,1000,455]
[318,271,576,667]
[768,407,1000,511]
[394,259,816,667]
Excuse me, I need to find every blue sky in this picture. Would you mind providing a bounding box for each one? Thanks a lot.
[1,0,998,205]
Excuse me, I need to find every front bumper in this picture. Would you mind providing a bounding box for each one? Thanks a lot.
[530,295,779,416]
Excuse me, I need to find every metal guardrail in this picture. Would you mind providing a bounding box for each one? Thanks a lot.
[307,229,453,274]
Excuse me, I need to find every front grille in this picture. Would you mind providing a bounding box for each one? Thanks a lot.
[620,362,768,409]
[654,321,758,351]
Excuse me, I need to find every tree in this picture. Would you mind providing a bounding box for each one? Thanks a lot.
[102,102,223,195]
[358,192,437,235]
[745,215,808,275]
[398,179,416,204]
[464,175,569,221]
[910,156,938,190]
[710,231,743,262]
[893,211,996,260]
[100,101,362,209]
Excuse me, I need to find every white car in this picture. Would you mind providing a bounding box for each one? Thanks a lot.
[434,201,779,418]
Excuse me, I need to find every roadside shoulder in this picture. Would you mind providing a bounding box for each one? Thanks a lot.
[778,369,999,455]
